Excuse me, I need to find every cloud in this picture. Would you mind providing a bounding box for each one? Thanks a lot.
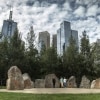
[0,0,100,44]
[86,5,98,16]
[74,6,86,17]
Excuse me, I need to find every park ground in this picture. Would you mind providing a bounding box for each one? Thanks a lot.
[1,88,100,94]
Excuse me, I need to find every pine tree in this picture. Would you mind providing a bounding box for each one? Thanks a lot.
[63,34,79,77]
[25,26,39,80]
[8,28,25,70]
[80,30,94,80]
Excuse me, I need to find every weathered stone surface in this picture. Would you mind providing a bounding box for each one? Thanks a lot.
[67,76,77,88]
[35,79,45,88]
[80,75,90,88]
[23,73,34,89]
[45,74,60,88]
[91,79,100,89]
[6,66,24,90]
[91,80,96,89]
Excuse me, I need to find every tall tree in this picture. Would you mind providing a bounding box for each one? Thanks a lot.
[92,40,100,77]
[80,31,94,80]
[8,28,25,70]
[25,26,39,80]
[0,37,9,85]
[63,34,79,77]
[39,46,58,77]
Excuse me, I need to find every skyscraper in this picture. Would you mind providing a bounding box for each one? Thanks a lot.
[57,21,78,55]
[38,31,50,52]
[52,34,57,49]
[2,10,17,37]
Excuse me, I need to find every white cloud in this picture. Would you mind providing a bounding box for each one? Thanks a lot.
[74,6,85,17]
[0,0,99,45]
[86,5,98,16]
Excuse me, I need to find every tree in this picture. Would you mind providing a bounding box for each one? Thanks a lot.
[0,37,9,85]
[39,46,58,77]
[63,34,79,77]
[8,28,25,71]
[80,31,95,80]
[92,39,100,77]
[25,26,39,80]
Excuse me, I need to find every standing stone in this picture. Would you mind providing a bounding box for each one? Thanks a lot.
[6,66,24,90]
[91,80,96,89]
[35,79,45,88]
[80,75,90,88]
[91,78,100,89]
[45,74,60,88]
[23,73,34,89]
[67,76,77,88]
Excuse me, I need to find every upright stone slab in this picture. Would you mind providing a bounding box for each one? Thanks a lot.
[91,80,96,89]
[91,78,100,89]
[6,66,24,90]
[80,75,90,88]
[23,73,34,89]
[45,74,60,88]
[35,79,45,88]
[67,76,77,88]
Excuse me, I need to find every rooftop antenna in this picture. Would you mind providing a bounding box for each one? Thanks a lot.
[9,5,13,20]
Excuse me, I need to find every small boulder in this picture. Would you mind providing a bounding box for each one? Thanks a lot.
[91,79,100,89]
[67,76,77,88]
[80,75,90,88]
[23,73,34,89]
[45,74,60,88]
[35,79,45,88]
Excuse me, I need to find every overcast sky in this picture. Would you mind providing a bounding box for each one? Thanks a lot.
[0,0,100,43]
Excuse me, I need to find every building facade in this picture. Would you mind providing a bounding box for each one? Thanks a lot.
[38,31,50,52]
[57,21,78,55]
[52,34,57,49]
[2,10,17,37]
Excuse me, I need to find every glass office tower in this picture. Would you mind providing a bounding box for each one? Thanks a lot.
[2,10,17,37]
[57,21,78,56]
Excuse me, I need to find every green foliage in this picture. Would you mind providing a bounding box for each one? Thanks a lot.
[25,26,40,80]
[63,34,79,77]
[8,29,25,68]
[80,31,95,81]
[40,47,58,77]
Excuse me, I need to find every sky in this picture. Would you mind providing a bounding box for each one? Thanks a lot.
[0,0,100,43]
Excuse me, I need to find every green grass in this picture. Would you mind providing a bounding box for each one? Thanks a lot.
[0,92,100,100]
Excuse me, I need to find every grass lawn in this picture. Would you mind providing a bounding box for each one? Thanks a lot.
[0,92,100,100]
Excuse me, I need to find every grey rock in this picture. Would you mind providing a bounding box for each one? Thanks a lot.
[23,73,34,89]
[35,79,45,88]
[80,75,90,88]
[45,74,60,88]
[6,66,24,90]
[67,76,77,88]
[91,78,100,89]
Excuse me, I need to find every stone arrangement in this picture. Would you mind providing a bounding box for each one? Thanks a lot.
[67,76,77,88]
[91,78,100,89]
[6,66,100,89]
[6,66,24,90]
[23,73,34,89]
[45,74,60,88]
[35,79,45,88]
[80,75,90,88]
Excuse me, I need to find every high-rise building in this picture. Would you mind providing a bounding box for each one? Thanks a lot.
[2,10,17,37]
[38,31,50,51]
[71,30,78,47]
[52,34,57,49]
[57,21,78,55]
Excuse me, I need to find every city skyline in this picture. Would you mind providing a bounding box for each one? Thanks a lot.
[0,0,100,43]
